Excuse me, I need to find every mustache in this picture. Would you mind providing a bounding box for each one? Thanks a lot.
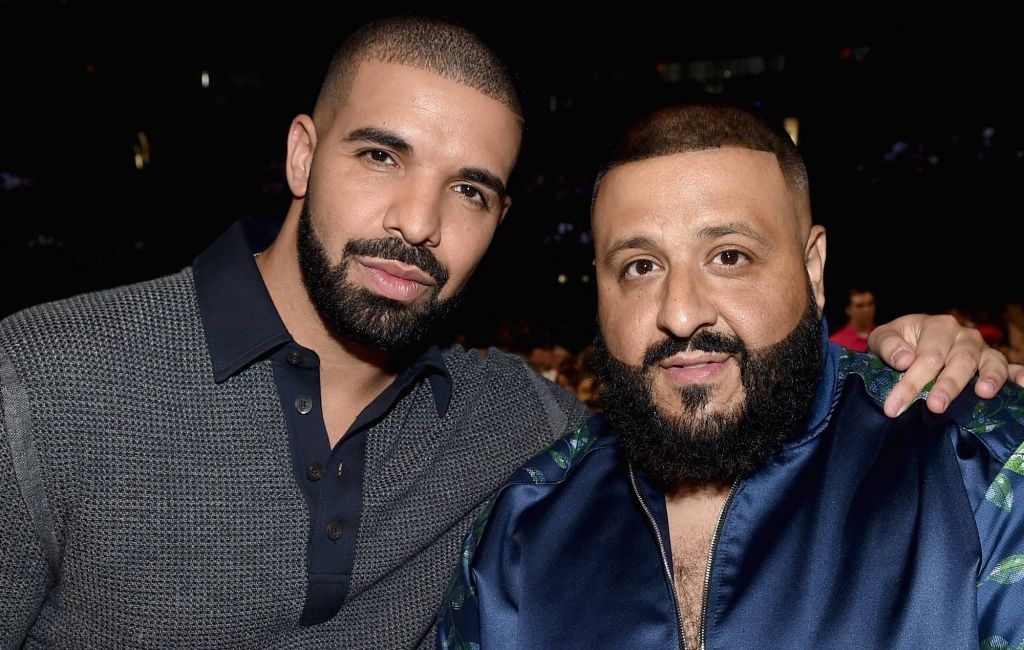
[344,237,449,286]
[642,329,747,369]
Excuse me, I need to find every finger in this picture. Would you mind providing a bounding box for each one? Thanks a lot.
[974,349,1009,399]
[1009,364,1024,389]
[925,346,988,413]
[883,349,944,417]
[868,327,918,372]
[880,323,983,413]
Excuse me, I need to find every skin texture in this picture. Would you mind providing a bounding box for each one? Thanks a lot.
[255,61,520,444]
[593,148,826,425]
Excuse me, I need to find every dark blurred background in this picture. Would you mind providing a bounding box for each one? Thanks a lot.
[1,3,1020,354]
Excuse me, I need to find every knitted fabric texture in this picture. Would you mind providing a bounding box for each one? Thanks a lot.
[0,268,590,649]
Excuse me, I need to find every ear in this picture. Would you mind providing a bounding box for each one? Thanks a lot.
[497,196,512,226]
[804,225,827,313]
[286,114,317,198]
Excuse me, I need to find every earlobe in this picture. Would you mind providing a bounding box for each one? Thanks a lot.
[805,225,827,312]
[286,114,317,197]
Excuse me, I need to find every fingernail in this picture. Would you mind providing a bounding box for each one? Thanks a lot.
[977,379,996,395]
[932,392,949,412]
[885,397,904,418]
[891,349,912,367]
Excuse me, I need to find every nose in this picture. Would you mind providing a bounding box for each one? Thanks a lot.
[382,175,443,248]
[656,269,717,341]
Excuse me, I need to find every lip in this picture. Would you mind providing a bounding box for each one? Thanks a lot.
[355,257,436,285]
[355,257,435,302]
[658,353,733,385]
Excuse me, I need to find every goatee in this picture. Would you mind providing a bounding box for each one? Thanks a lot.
[591,287,823,489]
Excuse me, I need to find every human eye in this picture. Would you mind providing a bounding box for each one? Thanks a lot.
[623,258,659,279]
[712,249,750,268]
[453,183,490,210]
[359,149,398,167]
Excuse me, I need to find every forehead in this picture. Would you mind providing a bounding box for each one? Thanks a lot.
[592,148,797,248]
[329,61,521,179]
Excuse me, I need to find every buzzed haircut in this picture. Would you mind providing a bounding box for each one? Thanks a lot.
[594,104,809,204]
[312,16,523,130]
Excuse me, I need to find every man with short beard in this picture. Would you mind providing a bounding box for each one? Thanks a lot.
[439,104,1024,650]
[0,15,1014,650]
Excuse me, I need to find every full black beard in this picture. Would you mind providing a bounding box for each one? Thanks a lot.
[592,287,823,489]
[297,194,464,352]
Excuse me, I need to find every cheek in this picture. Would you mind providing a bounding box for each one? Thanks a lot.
[313,171,391,231]
[598,286,657,364]
[719,280,804,349]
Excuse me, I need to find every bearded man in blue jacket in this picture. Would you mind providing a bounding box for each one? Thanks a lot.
[439,104,1024,650]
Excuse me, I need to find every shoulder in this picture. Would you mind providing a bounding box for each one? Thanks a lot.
[838,349,909,407]
[1,269,196,344]
[442,345,538,381]
[442,345,590,419]
[453,413,616,560]
[839,348,1024,464]
[499,413,616,488]
[0,268,200,380]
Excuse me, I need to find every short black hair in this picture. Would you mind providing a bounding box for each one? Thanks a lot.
[312,16,523,130]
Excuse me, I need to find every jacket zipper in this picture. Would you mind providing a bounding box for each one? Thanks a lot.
[697,477,739,650]
[628,462,687,650]
[628,463,740,650]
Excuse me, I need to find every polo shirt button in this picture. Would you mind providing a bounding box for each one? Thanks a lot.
[306,463,323,481]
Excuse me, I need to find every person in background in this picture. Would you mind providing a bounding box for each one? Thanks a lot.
[829,287,876,352]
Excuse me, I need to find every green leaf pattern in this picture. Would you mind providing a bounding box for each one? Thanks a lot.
[968,388,1024,435]
[524,422,598,484]
[1006,445,1024,477]
[986,474,1015,511]
[838,350,923,407]
[980,636,1024,650]
[981,555,1024,585]
[549,450,569,469]
[840,350,1024,438]
[440,619,481,650]
[439,496,496,648]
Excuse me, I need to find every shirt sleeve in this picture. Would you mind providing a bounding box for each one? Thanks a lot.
[0,371,52,646]
[975,435,1024,647]
[437,486,526,650]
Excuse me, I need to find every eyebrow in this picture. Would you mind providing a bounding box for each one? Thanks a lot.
[459,167,507,202]
[602,236,659,267]
[343,127,413,154]
[344,127,507,202]
[695,222,769,246]
[601,222,770,267]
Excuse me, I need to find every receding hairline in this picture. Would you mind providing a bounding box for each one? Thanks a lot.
[594,146,813,235]
[592,104,813,233]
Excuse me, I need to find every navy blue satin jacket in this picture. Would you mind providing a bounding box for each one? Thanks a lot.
[439,342,1024,649]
